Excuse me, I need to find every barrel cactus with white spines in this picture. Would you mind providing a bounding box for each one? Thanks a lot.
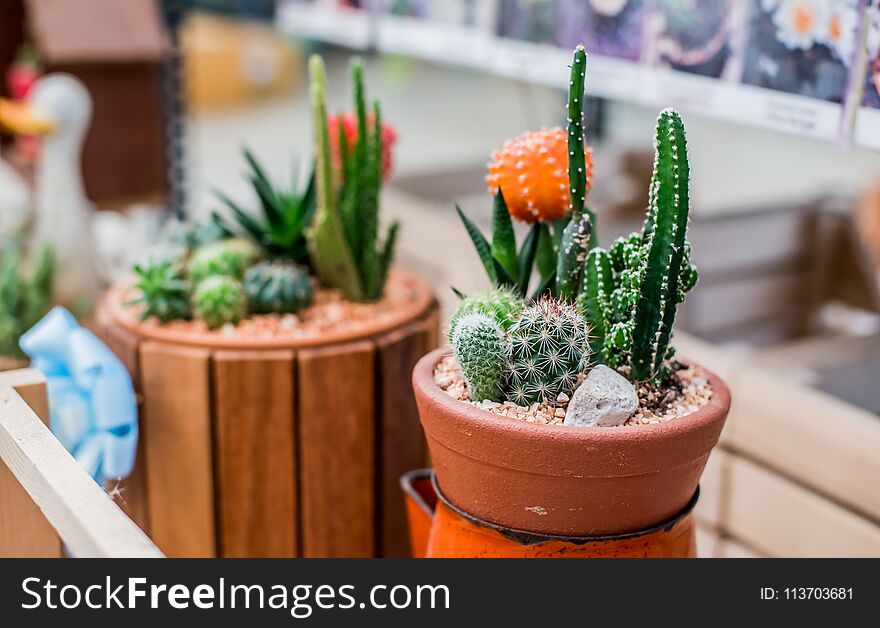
[448,285,522,337]
[243,261,313,314]
[193,275,247,329]
[451,312,510,403]
[507,297,590,405]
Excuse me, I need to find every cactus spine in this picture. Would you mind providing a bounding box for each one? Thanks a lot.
[451,312,510,402]
[193,275,247,329]
[243,261,313,314]
[630,108,691,381]
[507,297,590,405]
[307,55,398,302]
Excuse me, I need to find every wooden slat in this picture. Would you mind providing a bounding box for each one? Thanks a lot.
[0,378,161,558]
[727,366,880,521]
[717,538,764,558]
[694,450,726,529]
[212,350,297,557]
[376,320,431,557]
[0,370,61,557]
[726,457,880,558]
[140,342,215,557]
[695,524,719,558]
[298,341,375,557]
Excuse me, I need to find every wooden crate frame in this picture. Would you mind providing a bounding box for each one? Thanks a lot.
[0,369,161,558]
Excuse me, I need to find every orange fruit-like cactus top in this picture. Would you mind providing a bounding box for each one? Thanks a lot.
[486,127,593,223]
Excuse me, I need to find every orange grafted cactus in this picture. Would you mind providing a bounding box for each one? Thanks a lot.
[486,127,593,223]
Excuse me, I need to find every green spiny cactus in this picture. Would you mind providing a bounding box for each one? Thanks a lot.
[630,108,692,381]
[0,243,53,358]
[243,260,313,314]
[214,148,315,264]
[451,312,510,403]
[506,297,590,405]
[187,238,258,285]
[129,258,191,323]
[193,275,247,329]
[307,55,398,302]
[556,44,593,301]
[577,109,698,382]
[448,286,522,337]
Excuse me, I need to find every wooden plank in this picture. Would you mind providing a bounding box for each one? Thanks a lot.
[140,342,215,557]
[102,317,143,391]
[0,370,62,557]
[727,366,880,521]
[212,350,297,557]
[0,384,161,557]
[376,320,431,557]
[298,341,375,557]
[726,457,880,558]
[695,524,719,558]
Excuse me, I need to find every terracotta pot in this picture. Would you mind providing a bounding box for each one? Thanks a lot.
[96,268,439,558]
[413,348,730,537]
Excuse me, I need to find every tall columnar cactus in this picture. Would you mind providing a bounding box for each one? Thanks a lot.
[507,297,590,405]
[451,312,510,403]
[577,109,698,382]
[630,108,692,381]
[556,44,594,302]
[307,55,398,302]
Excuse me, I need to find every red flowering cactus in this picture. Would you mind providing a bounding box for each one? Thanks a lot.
[328,112,397,181]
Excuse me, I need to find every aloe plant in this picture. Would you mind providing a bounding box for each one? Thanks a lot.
[213,148,315,265]
[307,55,398,302]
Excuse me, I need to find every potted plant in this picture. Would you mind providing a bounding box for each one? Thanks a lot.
[0,242,53,372]
[412,45,730,547]
[97,55,439,558]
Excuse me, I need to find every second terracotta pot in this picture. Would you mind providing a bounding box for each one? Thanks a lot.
[413,348,730,537]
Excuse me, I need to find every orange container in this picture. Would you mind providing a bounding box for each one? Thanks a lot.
[401,470,697,558]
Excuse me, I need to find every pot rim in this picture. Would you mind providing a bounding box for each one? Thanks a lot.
[101,267,436,350]
[414,347,731,476]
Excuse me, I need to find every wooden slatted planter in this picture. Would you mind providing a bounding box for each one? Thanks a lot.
[96,269,439,558]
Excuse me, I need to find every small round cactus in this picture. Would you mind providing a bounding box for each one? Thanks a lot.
[448,286,522,340]
[129,258,191,323]
[193,275,247,329]
[187,238,259,284]
[451,312,510,403]
[507,297,590,405]
[243,261,313,314]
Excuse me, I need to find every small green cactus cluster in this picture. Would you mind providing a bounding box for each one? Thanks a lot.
[578,108,698,382]
[213,148,315,266]
[244,261,313,315]
[131,236,315,329]
[448,285,522,335]
[307,55,398,302]
[449,293,590,405]
[0,243,53,358]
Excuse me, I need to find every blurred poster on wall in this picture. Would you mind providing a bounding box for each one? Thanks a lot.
[277,0,373,49]
[492,0,646,98]
[375,0,498,67]
[277,0,880,146]
[855,0,880,148]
